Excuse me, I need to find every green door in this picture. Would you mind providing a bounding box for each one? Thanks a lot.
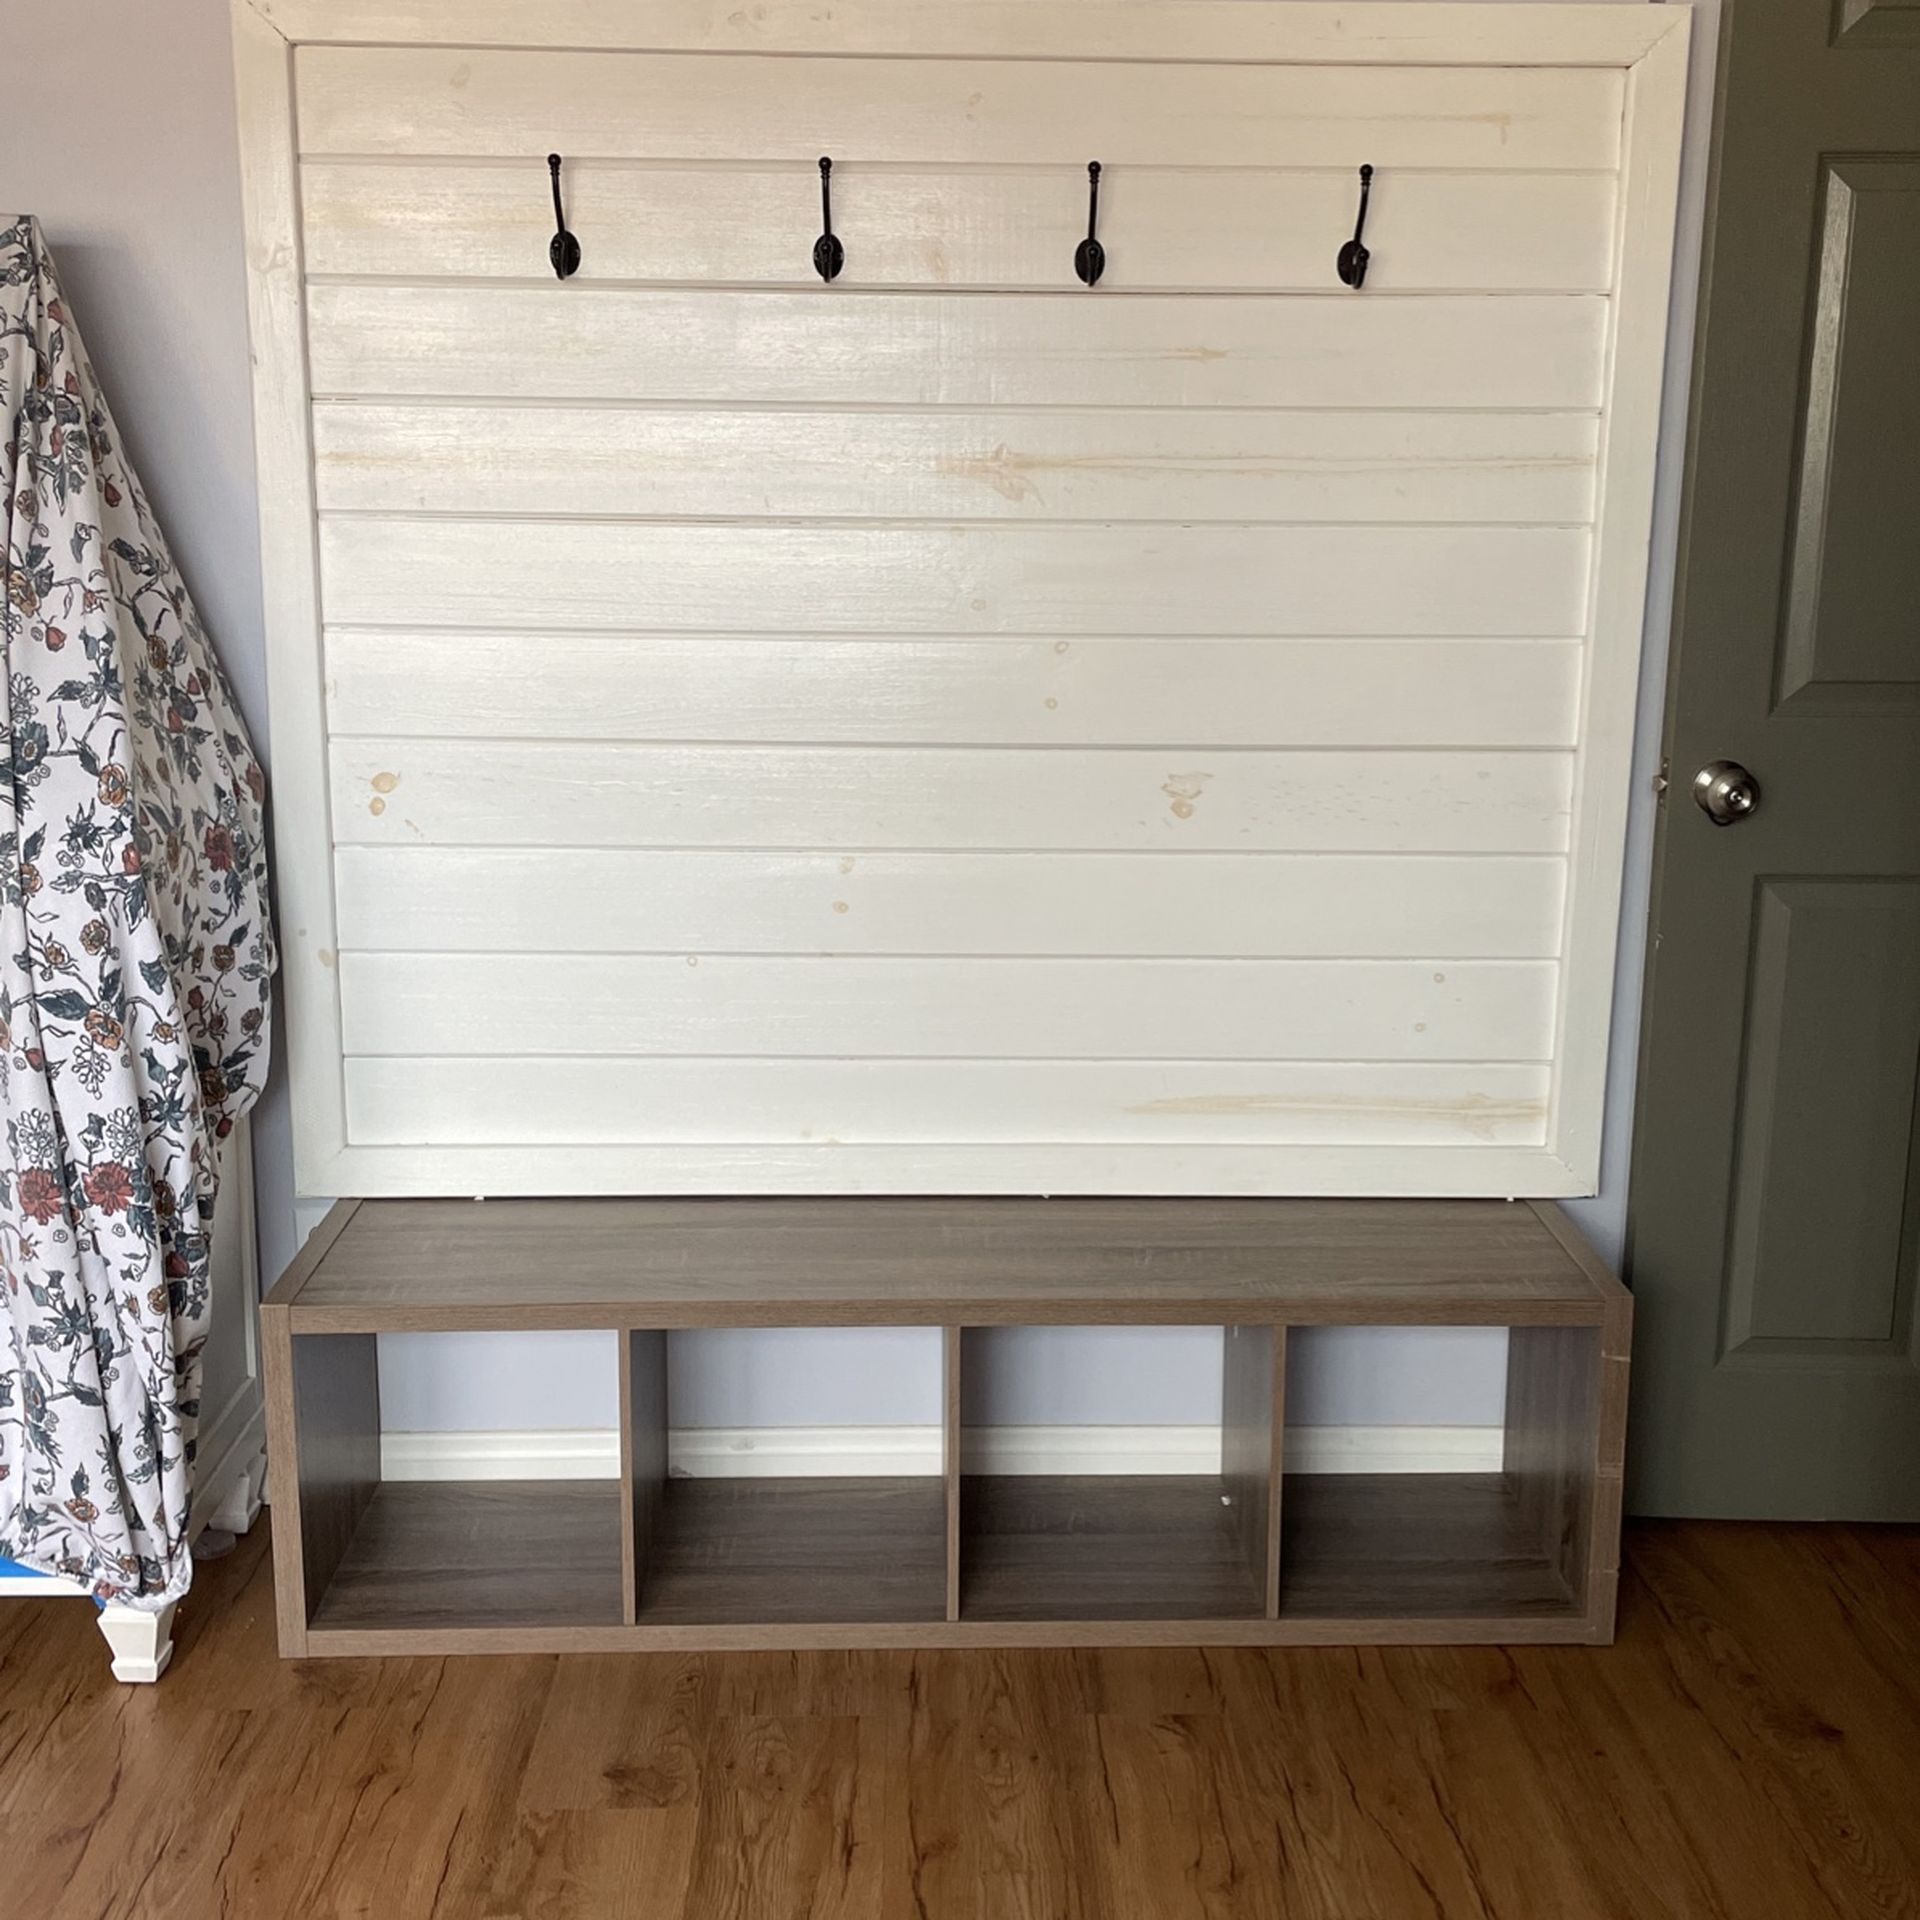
[1628,0,1920,1517]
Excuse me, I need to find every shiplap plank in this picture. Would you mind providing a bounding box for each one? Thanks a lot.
[318,521,1591,638]
[332,848,1568,960]
[259,0,1681,69]
[316,1137,1581,1197]
[344,1057,1553,1148]
[295,48,1622,171]
[340,954,1556,1062]
[300,163,1619,293]
[325,634,1581,748]
[312,405,1600,524]
[305,286,1607,411]
[329,741,1572,853]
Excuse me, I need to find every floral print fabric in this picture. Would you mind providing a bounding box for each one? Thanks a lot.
[1,216,273,1604]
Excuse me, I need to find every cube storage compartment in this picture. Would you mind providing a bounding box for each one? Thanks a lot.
[957,1323,1278,1623]
[624,1328,949,1627]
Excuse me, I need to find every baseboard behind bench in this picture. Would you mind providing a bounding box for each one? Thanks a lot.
[380,1423,1505,1482]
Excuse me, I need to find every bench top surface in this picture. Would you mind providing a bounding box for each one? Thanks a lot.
[270,1197,1625,1331]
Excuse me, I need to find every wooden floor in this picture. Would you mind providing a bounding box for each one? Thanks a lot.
[2,1517,1917,1919]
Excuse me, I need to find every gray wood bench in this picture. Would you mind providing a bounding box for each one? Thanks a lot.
[262,1197,1628,1655]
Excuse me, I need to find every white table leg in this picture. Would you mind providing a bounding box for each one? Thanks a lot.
[97,1600,177,1684]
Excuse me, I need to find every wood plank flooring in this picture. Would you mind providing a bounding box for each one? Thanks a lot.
[2,1516,1916,1918]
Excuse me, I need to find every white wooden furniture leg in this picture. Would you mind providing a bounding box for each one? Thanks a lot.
[96,1601,177,1684]
[205,1439,269,1536]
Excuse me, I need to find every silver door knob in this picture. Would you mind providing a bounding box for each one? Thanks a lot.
[1692,759,1760,826]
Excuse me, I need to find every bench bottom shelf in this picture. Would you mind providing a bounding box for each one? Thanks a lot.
[641,1476,948,1625]
[301,1471,1583,1646]
[1279,1472,1583,1622]
[312,1481,626,1633]
[962,1474,1264,1622]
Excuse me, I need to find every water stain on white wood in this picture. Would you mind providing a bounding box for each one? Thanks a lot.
[1162,771,1212,820]
[934,439,1531,507]
[938,443,1046,503]
[1124,1090,1544,1141]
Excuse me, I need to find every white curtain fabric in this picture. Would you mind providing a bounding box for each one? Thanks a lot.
[1,216,274,1605]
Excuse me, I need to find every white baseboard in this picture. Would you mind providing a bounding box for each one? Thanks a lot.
[379,1422,1503,1482]
[381,1427,623,1480]
[1287,1423,1504,1474]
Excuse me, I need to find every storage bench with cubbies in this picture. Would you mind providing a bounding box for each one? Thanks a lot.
[261,1197,1628,1655]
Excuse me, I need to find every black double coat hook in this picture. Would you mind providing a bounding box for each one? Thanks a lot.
[814,156,844,282]
[546,153,580,279]
[1337,164,1374,289]
[1075,161,1106,287]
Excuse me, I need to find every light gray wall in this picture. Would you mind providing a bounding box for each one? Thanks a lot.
[1560,0,1723,1277]
[10,0,1716,1440]
[3,0,301,1291]
[371,1322,1518,1432]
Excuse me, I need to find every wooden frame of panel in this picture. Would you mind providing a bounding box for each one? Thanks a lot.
[232,0,1690,1203]
[259,1196,1629,1654]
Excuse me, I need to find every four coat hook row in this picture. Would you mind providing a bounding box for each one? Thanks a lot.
[545,153,1378,290]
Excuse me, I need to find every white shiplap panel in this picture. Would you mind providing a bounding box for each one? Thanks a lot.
[332,848,1569,960]
[305,286,1608,411]
[340,954,1557,1061]
[325,635,1582,749]
[311,405,1600,524]
[295,48,1623,171]
[330,741,1573,853]
[318,521,1592,638]
[345,1057,1554,1148]
[231,0,1691,1200]
[301,163,1619,293]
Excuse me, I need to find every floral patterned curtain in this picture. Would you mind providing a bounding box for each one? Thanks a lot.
[1,216,274,1605]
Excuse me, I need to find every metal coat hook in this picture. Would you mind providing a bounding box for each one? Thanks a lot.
[547,153,580,279]
[1337,164,1374,290]
[814,156,844,283]
[1074,161,1106,287]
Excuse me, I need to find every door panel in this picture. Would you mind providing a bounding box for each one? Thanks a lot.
[1778,158,1920,710]
[1833,0,1920,51]
[1722,881,1920,1350]
[1629,0,1920,1516]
